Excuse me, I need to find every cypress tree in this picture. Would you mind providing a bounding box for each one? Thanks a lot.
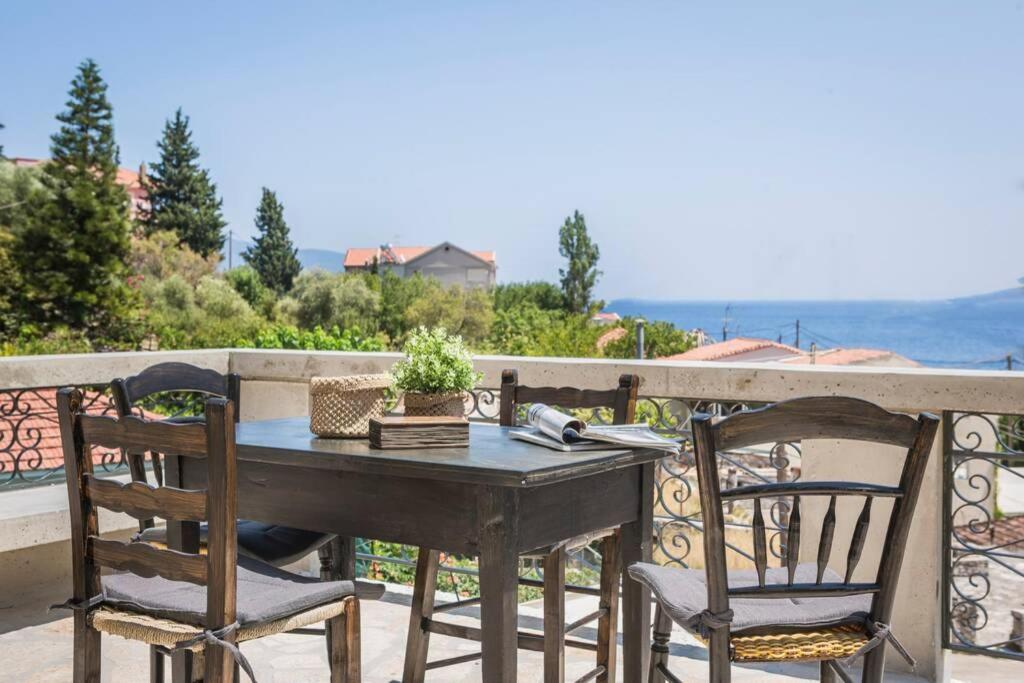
[142,108,226,257]
[17,59,136,335]
[558,210,601,314]
[243,188,301,294]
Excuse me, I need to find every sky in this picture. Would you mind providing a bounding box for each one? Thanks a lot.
[2,2,1022,301]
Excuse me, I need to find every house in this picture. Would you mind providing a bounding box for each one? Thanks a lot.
[10,157,150,219]
[662,337,805,363]
[343,242,497,288]
[590,312,622,325]
[661,336,920,367]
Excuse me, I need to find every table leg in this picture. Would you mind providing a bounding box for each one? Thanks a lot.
[477,486,520,683]
[621,462,654,681]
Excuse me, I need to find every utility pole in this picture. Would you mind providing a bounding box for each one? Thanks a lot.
[636,319,646,360]
[795,319,800,349]
[722,304,732,342]
[1008,354,1014,371]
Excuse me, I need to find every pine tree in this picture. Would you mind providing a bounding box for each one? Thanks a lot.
[243,188,301,294]
[142,108,226,257]
[17,59,136,336]
[558,210,601,314]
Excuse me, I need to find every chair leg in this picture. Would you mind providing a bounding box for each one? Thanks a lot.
[73,612,102,683]
[820,660,837,683]
[330,597,361,683]
[150,646,164,682]
[648,603,672,683]
[402,548,440,683]
[708,629,731,683]
[543,546,566,683]
[861,647,885,683]
[597,531,621,683]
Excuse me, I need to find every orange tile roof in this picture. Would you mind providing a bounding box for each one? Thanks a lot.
[344,245,495,268]
[782,348,920,367]
[11,157,144,190]
[661,337,804,362]
[596,326,628,351]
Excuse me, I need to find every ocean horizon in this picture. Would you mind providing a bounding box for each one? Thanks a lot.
[606,287,1024,370]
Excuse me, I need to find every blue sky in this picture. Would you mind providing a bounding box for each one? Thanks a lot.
[2,2,1021,300]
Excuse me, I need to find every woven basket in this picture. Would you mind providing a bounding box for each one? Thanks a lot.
[309,374,392,438]
[403,391,467,418]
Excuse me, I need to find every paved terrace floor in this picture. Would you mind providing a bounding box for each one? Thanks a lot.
[2,584,1016,682]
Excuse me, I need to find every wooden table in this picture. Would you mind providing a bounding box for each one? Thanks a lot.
[166,418,660,682]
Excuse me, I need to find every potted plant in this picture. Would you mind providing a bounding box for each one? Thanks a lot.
[392,327,482,417]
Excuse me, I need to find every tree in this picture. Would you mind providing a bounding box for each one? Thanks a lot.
[286,270,381,333]
[558,210,601,314]
[142,108,226,257]
[493,281,565,311]
[0,121,5,157]
[16,59,137,338]
[243,188,301,294]
[404,282,494,345]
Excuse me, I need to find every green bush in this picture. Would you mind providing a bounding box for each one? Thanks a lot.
[288,270,381,334]
[602,318,696,359]
[248,324,385,351]
[404,282,494,345]
[493,281,565,312]
[225,265,273,315]
[392,327,482,393]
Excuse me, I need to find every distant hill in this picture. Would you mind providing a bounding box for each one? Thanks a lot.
[952,286,1024,305]
[220,239,345,273]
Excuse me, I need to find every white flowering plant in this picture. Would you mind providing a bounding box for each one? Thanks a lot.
[391,327,482,394]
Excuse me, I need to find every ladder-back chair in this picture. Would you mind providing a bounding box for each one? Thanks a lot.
[629,396,939,683]
[403,369,641,683]
[57,389,379,683]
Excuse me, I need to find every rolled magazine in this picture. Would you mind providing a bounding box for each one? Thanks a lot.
[509,403,682,454]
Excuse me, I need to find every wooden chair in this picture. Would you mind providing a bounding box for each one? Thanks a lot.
[112,362,346,679]
[403,369,640,683]
[56,389,380,683]
[628,396,939,683]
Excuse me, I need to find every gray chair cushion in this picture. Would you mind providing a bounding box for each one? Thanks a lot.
[137,521,335,567]
[628,562,871,634]
[102,556,384,627]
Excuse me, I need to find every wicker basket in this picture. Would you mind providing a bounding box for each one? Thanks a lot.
[403,391,467,418]
[309,374,392,438]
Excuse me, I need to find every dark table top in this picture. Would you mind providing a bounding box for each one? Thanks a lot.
[234,417,667,487]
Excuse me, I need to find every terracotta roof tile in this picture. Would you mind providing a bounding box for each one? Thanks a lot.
[344,245,495,268]
[661,337,804,362]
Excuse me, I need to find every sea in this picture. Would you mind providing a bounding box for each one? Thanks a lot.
[606,288,1024,370]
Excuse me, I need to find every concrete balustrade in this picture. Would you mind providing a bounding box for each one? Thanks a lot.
[2,348,1023,681]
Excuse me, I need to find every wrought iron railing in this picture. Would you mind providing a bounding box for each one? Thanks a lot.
[0,386,128,490]
[943,410,1024,661]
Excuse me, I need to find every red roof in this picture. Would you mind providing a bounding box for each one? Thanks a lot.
[10,388,161,472]
[783,348,920,367]
[662,337,803,362]
[344,244,496,268]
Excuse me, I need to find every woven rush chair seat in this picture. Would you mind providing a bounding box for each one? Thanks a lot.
[727,623,870,663]
[136,521,333,567]
[629,563,871,634]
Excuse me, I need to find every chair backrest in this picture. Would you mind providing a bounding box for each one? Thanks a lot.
[111,362,241,530]
[498,368,640,427]
[691,396,939,628]
[58,389,237,639]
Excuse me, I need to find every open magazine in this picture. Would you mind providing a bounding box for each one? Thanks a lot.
[509,403,682,454]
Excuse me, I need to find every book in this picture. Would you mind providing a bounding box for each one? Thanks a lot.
[369,416,469,450]
[508,403,683,454]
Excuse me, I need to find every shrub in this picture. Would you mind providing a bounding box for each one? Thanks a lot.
[391,327,482,394]
[493,281,565,312]
[602,318,696,359]
[248,324,385,351]
[289,270,381,333]
[129,230,217,286]
[404,282,494,345]
[225,265,272,315]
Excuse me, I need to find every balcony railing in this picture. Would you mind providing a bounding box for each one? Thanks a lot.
[2,348,1023,677]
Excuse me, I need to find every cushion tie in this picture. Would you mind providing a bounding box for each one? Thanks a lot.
[49,595,106,613]
[696,608,734,638]
[825,621,915,683]
[171,622,258,683]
